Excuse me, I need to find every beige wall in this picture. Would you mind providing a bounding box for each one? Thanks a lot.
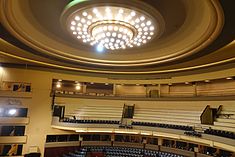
[1,68,235,156]
[115,85,146,96]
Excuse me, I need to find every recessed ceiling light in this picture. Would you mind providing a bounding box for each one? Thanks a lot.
[56,82,61,88]
[75,84,81,90]
[205,80,210,83]
[226,77,233,80]
[8,109,17,116]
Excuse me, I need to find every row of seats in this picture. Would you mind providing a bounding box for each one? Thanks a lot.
[204,129,235,139]
[84,146,184,157]
[62,118,120,124]
[62,118,193,131]
[63,149,87,157]
[184,131,202,137]
[132,121,193,131]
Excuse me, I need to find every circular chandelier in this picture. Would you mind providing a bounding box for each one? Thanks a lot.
[65,5,157,51]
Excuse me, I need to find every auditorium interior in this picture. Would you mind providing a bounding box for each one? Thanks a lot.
[1,0,235,157]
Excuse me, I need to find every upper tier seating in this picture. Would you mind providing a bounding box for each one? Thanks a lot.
[132,106,205,127]
[65,105,123,121]
[62,118,119,124]
[212,105,235,132]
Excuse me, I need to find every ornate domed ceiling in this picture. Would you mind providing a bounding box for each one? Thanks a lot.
[0,0,235,79]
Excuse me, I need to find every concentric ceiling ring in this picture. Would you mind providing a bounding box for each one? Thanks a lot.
[0,0,226,75]
[61,0,162,52]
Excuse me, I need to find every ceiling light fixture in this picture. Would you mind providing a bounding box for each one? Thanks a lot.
[56,82,61,88]
[75,84,81,90]
[65,5,157,51]
[8,109,17,116]
[205,80,210,83]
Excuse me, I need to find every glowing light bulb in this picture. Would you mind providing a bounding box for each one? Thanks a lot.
[112,32,117,37]
[82,12,88,16]
[119,9,124,14]
[71,21,76,25]
[70,26,75,30]
[150,26,154,30]
[96,44,104,52]
[87,15,92,19]
[131,11,136,16]
[106,7,111,12]
[93,8,98,13]
[75,16,80,21]
[56,83,61,88]
[140,16,145,21]
[75,85,81,90]
[81,18,86,23]
[8,109,17,116]
[146,21,151,25]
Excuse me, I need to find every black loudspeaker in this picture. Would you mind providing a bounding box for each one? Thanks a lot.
[52,105,64,118]
[24,153,41,157]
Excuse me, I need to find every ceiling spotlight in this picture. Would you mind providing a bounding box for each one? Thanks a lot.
[96,44,105,52]
[56,82,61,88]
[8,109,17,116]
[75,84,81,90]
[226,77,233,80]
[205,80,210,83]
[65,5,156,51]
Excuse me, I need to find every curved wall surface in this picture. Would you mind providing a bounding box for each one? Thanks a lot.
[0,68,235,156]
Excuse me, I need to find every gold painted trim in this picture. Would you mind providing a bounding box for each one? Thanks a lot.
[0,50,235,74]
[1,0,224,66]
